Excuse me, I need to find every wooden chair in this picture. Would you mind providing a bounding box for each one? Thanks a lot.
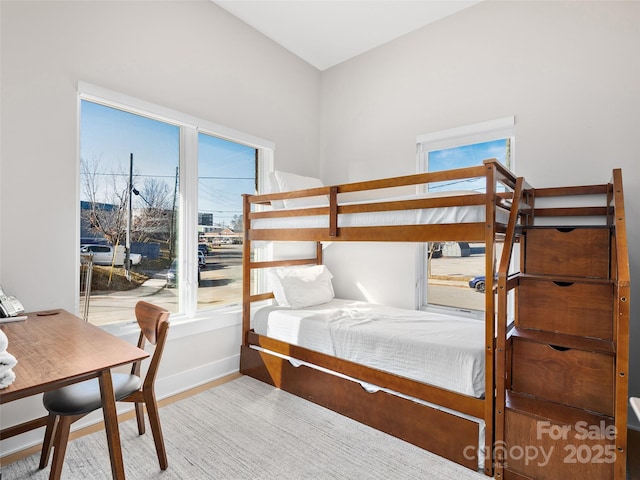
[39,301,170,478]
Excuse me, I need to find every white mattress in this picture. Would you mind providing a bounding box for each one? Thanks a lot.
[252,298,486,398]
[253,191,509,230]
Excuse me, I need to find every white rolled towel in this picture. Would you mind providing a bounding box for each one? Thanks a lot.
[0,329,7,352]
[0,368,16,389]
[0,350,17,374]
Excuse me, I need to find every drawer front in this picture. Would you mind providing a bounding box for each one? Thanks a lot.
[503,470,533,480]
[504,409,615,480]
[518,278,613,340]
[525,228,609,278]
[510,339,614,415]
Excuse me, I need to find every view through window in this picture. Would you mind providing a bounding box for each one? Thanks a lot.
[197,133,256,310]
[422,137,512,313]
[80,98,258,326]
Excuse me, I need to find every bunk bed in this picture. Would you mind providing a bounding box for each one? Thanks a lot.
[240,159,524,476]
[239,161,629,478]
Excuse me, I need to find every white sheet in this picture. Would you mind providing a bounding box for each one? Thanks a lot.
[253,190,509,230]
[252,298,486,398]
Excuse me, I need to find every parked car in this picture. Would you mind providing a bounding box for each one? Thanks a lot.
[198,251,206,268]
[468,275,486,293]
[197,243,210,256]
[80,244,142,266]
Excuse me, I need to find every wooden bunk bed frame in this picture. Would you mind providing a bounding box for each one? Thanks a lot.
[239,160,629,478]
[240,159,523,476]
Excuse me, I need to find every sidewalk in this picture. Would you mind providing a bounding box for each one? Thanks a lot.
[429,255,484,283]
[107,276,167,298]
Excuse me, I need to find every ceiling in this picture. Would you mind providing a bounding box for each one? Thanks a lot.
[213,1,482,71]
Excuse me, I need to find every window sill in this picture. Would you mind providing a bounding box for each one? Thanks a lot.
[101,304,242,342]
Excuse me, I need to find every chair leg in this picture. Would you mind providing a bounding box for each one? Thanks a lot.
[144,391,168,470]
[39,414,59,469]
[48,416,74,480]
[134,402,145,435]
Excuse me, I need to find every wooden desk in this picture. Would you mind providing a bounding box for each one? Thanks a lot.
[0,309,149,479]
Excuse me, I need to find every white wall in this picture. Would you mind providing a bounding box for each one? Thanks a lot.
[0,0,320,455]
[319,1,640,426]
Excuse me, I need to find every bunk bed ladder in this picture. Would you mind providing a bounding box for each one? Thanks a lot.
[493,176,531,478]
[611,169,630,480]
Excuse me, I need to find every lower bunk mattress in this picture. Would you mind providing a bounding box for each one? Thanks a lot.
[252,298,486,398]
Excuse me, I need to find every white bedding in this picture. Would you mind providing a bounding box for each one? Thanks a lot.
[252,298,486,398]
[253,190,509,230]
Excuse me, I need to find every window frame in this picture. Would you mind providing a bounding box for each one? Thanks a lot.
[415,116,515,315]
[77,82,274,331]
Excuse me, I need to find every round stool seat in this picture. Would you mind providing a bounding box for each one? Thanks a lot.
[43,373,141,416]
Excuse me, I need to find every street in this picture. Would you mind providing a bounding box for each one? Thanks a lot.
[197,245,243,308]
[428,254,486,311]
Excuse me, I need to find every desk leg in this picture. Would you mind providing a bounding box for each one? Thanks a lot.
[99,369,126,479]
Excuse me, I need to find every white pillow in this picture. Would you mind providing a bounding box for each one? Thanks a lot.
[267,265,335,308]
[273,170,329,209]
[267,172,285,209]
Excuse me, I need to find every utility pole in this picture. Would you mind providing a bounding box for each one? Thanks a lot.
[169,166,178,262]
[126,153,133,281]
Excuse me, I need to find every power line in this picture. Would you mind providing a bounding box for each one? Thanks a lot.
[85,172,253,181]
[198,176,255,180]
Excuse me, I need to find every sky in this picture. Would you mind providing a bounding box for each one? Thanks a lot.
[81,100,507,221]
[80,100,256,227]
[198,133,256,225]
[428,138,509,192]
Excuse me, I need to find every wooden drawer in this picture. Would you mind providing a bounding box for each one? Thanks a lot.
[504,406,615,480]
[517,277,613,340]
[510,338,614,415]
[503,469,533,479]
[524,228,609,278]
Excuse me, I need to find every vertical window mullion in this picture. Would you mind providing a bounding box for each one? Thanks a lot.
[181,127,199,317]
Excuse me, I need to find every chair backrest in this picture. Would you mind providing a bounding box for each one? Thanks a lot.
[131,301,170,389]
[631,398,640,422]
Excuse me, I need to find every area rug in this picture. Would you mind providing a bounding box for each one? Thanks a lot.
[2,375,486,479]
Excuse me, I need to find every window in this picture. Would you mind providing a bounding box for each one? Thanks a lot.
[197,133,256,310]
[416,117,514,314]
[78,83,273,326]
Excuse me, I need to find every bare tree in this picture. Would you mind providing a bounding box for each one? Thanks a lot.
[131,177,173,243]
[81,157,173,247]
[81,156,128,247]
[230,214,243,233]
